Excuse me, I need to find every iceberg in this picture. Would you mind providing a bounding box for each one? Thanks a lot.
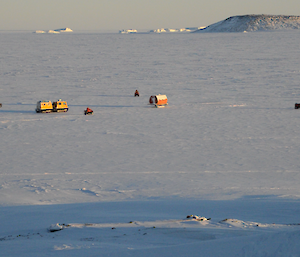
[149,27,203,33]
[47,30,60,34]
[34,30,46,34]
[119,29,137,34]
[33,28,73,34]
[54,27,73,32]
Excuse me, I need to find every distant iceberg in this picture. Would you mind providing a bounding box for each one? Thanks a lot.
[194,15,300,32]
[54,28,73,32]
[47,30,60,34]
[149,27,203,33]
[119,29,137,34]
[33,28,73,34]
[119,27,203,34]
[34,30,46,34]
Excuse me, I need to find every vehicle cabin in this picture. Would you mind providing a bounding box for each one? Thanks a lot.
[52,99,68,112]
[149,94,168,107]
[36,100,53,113]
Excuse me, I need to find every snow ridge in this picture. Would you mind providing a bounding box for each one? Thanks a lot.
[195,15,300,32]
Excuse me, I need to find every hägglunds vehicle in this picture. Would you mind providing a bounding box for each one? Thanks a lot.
[52,99,68,112]
[35,100,53,113]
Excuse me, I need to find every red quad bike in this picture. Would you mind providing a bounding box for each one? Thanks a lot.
[84,108,93,115]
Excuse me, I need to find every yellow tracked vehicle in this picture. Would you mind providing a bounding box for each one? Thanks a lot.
[52,99,68,112]
[35,100,53,113]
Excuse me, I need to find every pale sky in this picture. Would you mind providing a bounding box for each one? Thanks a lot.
[1,0,300,31]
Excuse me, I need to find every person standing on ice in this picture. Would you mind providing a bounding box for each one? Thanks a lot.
[134,90,139,97]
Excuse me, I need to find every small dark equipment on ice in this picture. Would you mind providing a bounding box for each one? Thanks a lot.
[295,103,300,109]
[84,107,93,115]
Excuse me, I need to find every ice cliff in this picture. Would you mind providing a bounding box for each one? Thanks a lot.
[195,15,300,32]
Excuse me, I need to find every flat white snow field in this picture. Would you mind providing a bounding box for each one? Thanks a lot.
[1,31,300,256]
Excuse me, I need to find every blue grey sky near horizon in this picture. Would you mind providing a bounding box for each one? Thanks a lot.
[1,0,300,31]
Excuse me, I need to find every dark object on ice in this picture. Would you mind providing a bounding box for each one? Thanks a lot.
[134,90,139,97]
[84,107,93,115]
[0,103,2,108]
[48,224,65,233]
[295,103,300,109]
[186,215,211,221]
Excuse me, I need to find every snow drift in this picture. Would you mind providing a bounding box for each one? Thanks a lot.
[195,15,300,32]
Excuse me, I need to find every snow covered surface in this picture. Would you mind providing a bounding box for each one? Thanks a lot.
[196,15,300,32]
[1,31,300,256]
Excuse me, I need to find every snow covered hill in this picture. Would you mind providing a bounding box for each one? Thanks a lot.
[195,15,300,32]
